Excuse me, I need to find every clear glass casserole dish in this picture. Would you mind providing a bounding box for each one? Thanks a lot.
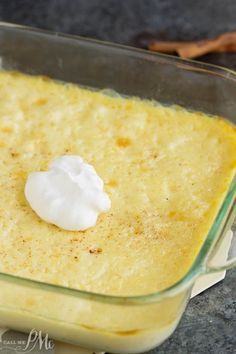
[0,22,235,354]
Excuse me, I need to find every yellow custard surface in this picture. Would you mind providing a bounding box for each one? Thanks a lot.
[0,71,235,296]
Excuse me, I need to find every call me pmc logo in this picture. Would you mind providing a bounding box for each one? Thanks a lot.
[0,328,54,353]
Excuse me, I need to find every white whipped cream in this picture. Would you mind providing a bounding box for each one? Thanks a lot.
[25,156,111,231]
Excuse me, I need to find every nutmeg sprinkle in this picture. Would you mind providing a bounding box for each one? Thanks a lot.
[89,248,103,254]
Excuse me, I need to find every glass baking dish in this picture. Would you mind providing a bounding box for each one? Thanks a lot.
[0,22,235,354]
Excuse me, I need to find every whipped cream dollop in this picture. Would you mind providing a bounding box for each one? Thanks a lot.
[25,156,111,231]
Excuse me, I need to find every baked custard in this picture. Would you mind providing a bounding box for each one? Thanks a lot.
[0,71,235,296]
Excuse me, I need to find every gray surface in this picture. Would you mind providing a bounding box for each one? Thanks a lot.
[1,0,236,71]
[0,1,235,353]
[150,269,236,354]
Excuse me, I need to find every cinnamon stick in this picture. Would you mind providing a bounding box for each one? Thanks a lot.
[148,32,236,59]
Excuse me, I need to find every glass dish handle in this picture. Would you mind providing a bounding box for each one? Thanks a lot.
[205,227,236,273]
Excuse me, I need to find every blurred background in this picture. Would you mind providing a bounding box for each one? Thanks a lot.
[0,0,236,70]
[0,1,235,354]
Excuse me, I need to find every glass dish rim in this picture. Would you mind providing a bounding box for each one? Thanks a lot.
[0,21,235,305]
